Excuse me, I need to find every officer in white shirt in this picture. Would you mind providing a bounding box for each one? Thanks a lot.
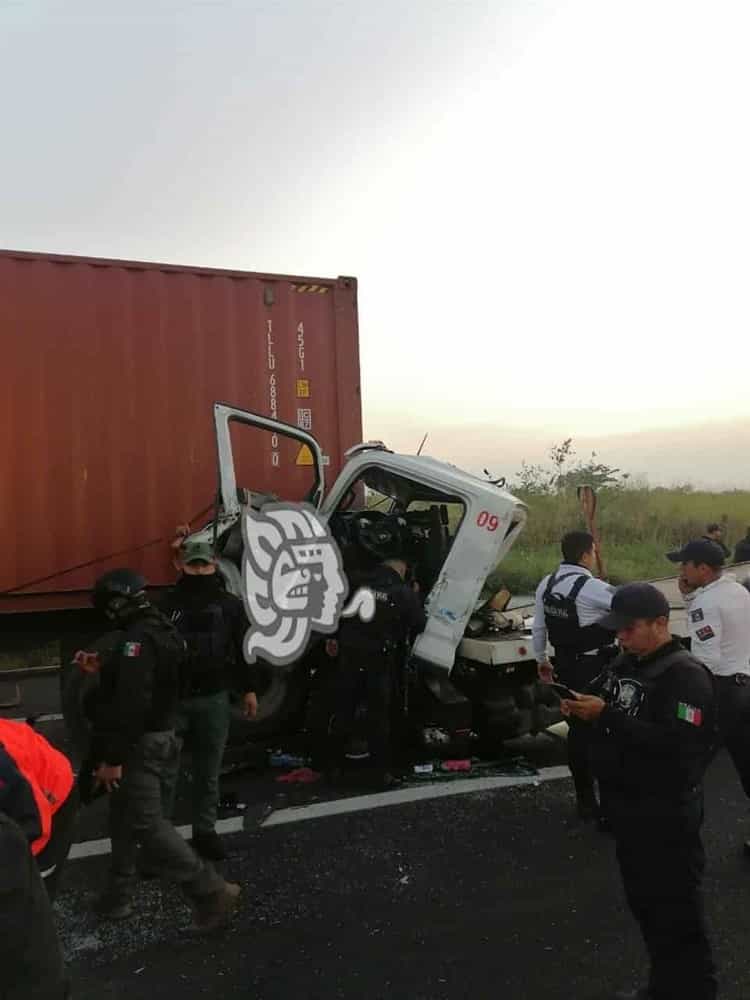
[668,538,750,853]
[533,531,617,821]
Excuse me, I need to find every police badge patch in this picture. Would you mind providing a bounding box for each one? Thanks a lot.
[689,608,705,623]
[695,625,715,641]
[617,677,645,716]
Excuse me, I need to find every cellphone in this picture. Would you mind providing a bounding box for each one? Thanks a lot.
[549,683,578,701]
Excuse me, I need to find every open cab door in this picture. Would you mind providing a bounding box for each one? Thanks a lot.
[213,402,328,519]
[213,403,528,680]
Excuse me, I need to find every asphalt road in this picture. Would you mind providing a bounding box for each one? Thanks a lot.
[6,676,750,999]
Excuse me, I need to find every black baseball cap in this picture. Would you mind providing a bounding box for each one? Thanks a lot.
[666,539,725,568]
[599,582,670,631]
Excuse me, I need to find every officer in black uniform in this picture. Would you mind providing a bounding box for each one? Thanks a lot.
[85,568,241,933]
[533,531,617,821]
[562,583,718,1000]
[326,550,426,788]
[159,540,260,862]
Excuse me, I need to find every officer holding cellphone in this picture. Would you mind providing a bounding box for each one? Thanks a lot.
[562,583,718,1000]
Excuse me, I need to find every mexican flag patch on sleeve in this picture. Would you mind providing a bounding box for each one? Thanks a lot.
[123,642,142,657]
[677,702,702,726]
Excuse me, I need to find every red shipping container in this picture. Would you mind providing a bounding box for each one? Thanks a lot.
[0,249,361,612]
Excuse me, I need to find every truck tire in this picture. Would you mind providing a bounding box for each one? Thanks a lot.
[216,556,313,746]
[226,665,310,749]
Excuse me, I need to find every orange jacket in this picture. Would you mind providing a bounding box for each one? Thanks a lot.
[0,720,74,856]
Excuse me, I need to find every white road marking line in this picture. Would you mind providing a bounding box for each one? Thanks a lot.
[66,766,573,857]
[261,765,571,828]
[68,815,245,861]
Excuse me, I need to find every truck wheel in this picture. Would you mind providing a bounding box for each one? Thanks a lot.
[217,557,310,739]
[226,665,310,746]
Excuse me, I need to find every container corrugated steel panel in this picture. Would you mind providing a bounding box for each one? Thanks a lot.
[0,249,361,611]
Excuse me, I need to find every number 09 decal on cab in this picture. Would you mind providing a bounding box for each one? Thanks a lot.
[476,510,501,532]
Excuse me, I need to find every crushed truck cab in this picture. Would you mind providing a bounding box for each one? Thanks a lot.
[187,404,562,746]
[323,448,528,677]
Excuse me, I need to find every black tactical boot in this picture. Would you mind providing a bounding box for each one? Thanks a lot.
[186,881,241,934]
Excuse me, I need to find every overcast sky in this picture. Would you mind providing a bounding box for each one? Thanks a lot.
[2,1,749,486]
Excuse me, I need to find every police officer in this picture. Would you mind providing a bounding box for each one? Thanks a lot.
[667,538,750,853]
[702,523,731,559]
[85,568,240,932]
[326,552,426,789]
[160,540,259,861]
[0,719,77,902]
[563,583,717,1000]
[532,530,616,821]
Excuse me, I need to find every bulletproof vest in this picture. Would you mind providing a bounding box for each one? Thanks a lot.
[543,570,613,654]
[593,645,715,716]
[339,572,405,653]
[172,601,231,682]
[139,610,189,685]
[590,645,718,789]
[112,610,187,733]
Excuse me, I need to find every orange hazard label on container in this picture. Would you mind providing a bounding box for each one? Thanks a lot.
[296,379,310,398]
[295,445,314,466]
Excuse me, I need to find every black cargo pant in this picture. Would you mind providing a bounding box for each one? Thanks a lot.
[554,648,612,804]
[607,788,717,1000]
[107,732,225,902]
[713,673,750,798]
[329,645,396,774]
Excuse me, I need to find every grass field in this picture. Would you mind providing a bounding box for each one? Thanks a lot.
[496,487,750,592]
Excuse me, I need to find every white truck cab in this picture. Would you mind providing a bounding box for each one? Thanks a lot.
[186,404,560,743]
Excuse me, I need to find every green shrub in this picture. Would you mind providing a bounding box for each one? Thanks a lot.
[495,488,750,592]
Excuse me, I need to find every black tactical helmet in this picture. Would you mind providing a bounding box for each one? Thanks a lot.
[92,568,148,616]
[356,515,408,562]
